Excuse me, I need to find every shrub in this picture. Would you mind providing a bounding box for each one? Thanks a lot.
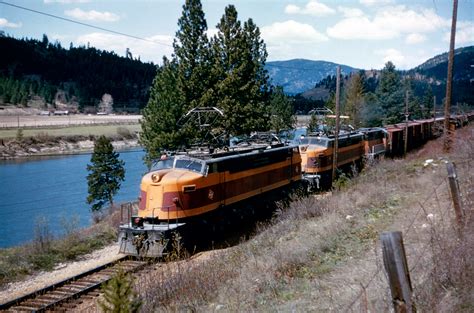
[99,268,142,313]
[116,126,134,139]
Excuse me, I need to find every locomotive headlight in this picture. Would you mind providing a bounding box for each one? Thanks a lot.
[151,173,161,183]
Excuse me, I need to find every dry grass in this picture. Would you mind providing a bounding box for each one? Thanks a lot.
[0,215,118,286]
[124,126,473,312]
[51,126,465,312]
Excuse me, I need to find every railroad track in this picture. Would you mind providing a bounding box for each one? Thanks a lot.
[0,257,148,312]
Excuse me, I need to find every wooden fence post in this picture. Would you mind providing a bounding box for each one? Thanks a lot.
[446,162,464,229]
[381,231,415,313]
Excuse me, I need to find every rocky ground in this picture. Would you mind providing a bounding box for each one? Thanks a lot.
[0,138,139,159]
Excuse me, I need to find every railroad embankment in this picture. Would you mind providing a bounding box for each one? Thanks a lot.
[128,126,472,312]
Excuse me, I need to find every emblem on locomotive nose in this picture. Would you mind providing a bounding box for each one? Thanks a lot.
[208,189,214,200]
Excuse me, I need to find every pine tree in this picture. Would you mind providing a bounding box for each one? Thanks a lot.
[375,61,404,125]
[140,57,185,166]
[173,0,211,109]
[98,269,142,313]
[269,86,295,135]
[307,113,319,133]
[344,72,365,128]
[421,84,434,118]
[86,136,125,212]
[212,5,270,136]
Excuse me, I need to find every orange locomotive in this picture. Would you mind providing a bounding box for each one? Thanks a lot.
[299,128,386,188]
[299,131,364,188]
[119,143,302,256]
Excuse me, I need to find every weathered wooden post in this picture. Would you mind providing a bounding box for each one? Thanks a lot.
[381,231,415,313]
[446,162,464,229]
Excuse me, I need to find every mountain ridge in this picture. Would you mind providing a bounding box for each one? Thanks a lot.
[265,59,359,94]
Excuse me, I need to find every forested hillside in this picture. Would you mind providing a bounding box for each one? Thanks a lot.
[408,46,474,106]
[0,33,156,112]
[293,46,473,126]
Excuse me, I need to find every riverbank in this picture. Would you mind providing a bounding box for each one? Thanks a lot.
[0,136,140,159]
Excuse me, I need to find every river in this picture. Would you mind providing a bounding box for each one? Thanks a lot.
[0,149,147,248]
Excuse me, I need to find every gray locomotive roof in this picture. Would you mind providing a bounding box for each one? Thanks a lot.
[176,143,296,164]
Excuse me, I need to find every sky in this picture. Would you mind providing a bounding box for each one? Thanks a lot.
[0,0,473,70]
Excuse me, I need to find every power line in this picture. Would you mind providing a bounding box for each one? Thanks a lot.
[0,1,343,73]
[0,1,173,47]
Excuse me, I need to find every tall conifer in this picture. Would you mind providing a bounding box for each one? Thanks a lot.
[375,61,404,124]
[269,86,295,135]
[212,5,270,137]
[344,72,365,128]
[173,0,211,109]
[140,57,184,166]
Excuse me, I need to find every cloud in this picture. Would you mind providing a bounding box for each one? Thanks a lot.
[262,20,328,44]
[375,48,405,67]
[64,8,120,22]
[261,20,328,60]
[405,33,426,44]
[327,5,449,40]
[360,0,393,6]
[45,0,91,3]
[337,7,364,18]
[284,1,335,17]
[327,16,397,40]
[75,32,173,63]
[0,18,22,28]
[444,21,474,45]
[374,48,428,69]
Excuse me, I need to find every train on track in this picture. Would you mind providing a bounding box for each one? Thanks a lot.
[119,137,302,257]
[119,112,474,257]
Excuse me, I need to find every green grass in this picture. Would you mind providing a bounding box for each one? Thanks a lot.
[0,124,141,139]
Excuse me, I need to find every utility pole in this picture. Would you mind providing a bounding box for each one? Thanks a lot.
[404,90,409,158]
[443,0,458,153]
[332,66,341,183]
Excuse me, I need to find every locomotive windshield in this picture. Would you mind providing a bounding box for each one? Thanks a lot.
[174,157,207,174]
[151,157,175,171]
[299,137,330,148]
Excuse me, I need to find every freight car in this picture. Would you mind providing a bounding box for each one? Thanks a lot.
[119,142,302,257]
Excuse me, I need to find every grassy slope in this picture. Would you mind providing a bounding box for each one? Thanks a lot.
[136,126,473,312]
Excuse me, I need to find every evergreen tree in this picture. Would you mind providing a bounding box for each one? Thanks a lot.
[421,85,434,118]
[403,78,423,120]
[375,61,404,124]
[98,269,142,313]
[269,86,295,134]
[344,72,365,128]
[307,113,319,133]
[173,0,211,109]
[86,136,125,211]
[361,92,383,127]
[140,57,185,166]
[212,5,270,136]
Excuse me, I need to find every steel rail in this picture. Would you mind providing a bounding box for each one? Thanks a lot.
[0,256,148,312]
